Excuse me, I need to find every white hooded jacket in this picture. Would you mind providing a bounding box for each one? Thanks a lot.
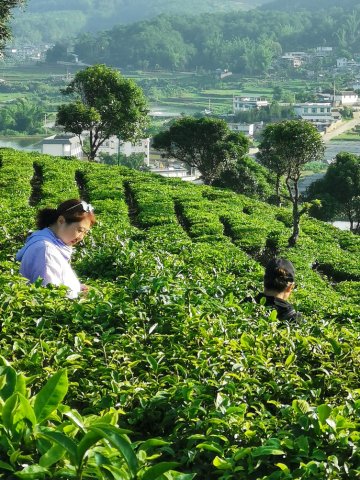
[16,227,81,298]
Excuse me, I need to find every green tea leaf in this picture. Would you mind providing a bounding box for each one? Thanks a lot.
[34,370,68,423]
[0,365,17,401]
[14,464,49,479]
[196,443,223,454]
[0,460,14,471]
[252,446,285,457]
[142,462,180,480]
[90,423,138,476]
[317,404,332,425]
[140,438,170,451]
[293,399,310,415]
[39,444,66,468]
[285,352,295,366]
[213,456,232,470]
[146,355,158,372]
[77,430,103,464]
[2,393,36,430]
[38,430,78,465]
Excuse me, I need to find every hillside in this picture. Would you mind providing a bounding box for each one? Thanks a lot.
[11,0,272,44]
[0,148,360,478]
[262,0,359,12]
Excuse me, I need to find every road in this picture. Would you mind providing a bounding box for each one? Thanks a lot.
[322,111,360,142]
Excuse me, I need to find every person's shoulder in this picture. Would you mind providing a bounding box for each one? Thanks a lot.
[273,297,301,321]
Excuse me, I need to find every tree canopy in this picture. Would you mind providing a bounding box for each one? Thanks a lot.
[307,152,360,233]
[213,155,276,202]
[0,0,24,50]
[257,119,324,245]
[67,3,360,72]
[153,116,249,185]
[56,64,149,161]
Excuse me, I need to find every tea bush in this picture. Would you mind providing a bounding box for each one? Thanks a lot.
[1,148,360,479]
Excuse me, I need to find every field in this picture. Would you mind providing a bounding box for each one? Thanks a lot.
[0,64,326,119]
[1,148,360,479]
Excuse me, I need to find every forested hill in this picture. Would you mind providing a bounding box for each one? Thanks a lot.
[262,0,359,12]
[72,3,360,73]
[11,0,272,44]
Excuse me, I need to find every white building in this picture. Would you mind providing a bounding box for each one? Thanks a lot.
[334,91,358,106]
[281,55,303,68]
[228,123,254,136]
[233,96,269,112]
[336,58,358,69]
[315,46,333,55]
[294,103,335,128]
[97,136,150,165]
[41,134,82,158]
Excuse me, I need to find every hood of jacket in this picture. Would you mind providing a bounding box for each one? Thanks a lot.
[16,227,73,262]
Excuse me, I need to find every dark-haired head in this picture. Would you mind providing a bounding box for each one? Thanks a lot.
[37,199,96,230]
[264,258,295,294]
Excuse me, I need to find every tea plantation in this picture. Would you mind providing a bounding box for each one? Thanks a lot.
[0,148,360,479]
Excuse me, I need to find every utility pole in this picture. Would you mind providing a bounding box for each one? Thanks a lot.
[44,113,47,134]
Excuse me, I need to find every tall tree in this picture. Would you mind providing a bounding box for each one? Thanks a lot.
[258,120,324,246]
[0,0,24,51]
[56,64,149,161]
[307,152,360,233]
[153,117,249,185]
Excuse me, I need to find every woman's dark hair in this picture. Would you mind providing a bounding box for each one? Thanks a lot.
[264,258,295,293]
[37,199,96,230]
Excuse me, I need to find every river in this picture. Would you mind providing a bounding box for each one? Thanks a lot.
[0,137,42,152]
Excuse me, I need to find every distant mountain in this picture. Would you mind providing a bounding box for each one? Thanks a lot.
[11,0,274,44]
[261,0,359,12]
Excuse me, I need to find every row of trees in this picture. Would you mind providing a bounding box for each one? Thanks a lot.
[70,5,360,72]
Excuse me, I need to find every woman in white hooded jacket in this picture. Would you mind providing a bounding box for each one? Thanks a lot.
[16,199,95,298]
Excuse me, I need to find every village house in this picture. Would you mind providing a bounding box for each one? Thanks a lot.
[336,58,359,70]
[333,91,359,106]
[97,136,150,166]
[227,122,255,137]
[293,103,336,130]
[315,47,333,57]
[233,96,269,113]
[280,52,309,68]
[41,134,82,158]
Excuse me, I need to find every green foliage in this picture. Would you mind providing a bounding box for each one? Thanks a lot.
[56,64,149,160]
[257,120,324,245]
[1,148,360,479]
[307,152,360,233]
[0,99,45,134]
[99,152,149,171]
[61,1,360,72]
[212,155,276,201]
[0,0,24,50]
[153,116,249,185]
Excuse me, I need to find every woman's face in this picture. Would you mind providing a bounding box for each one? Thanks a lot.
[56,216,92,246]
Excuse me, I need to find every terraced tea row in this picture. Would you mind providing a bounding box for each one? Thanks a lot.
[1,148,360,479]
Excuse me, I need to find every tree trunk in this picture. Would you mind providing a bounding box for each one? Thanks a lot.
[288,201,300,246]
[275,174,281,206]
[287,177,300,247]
